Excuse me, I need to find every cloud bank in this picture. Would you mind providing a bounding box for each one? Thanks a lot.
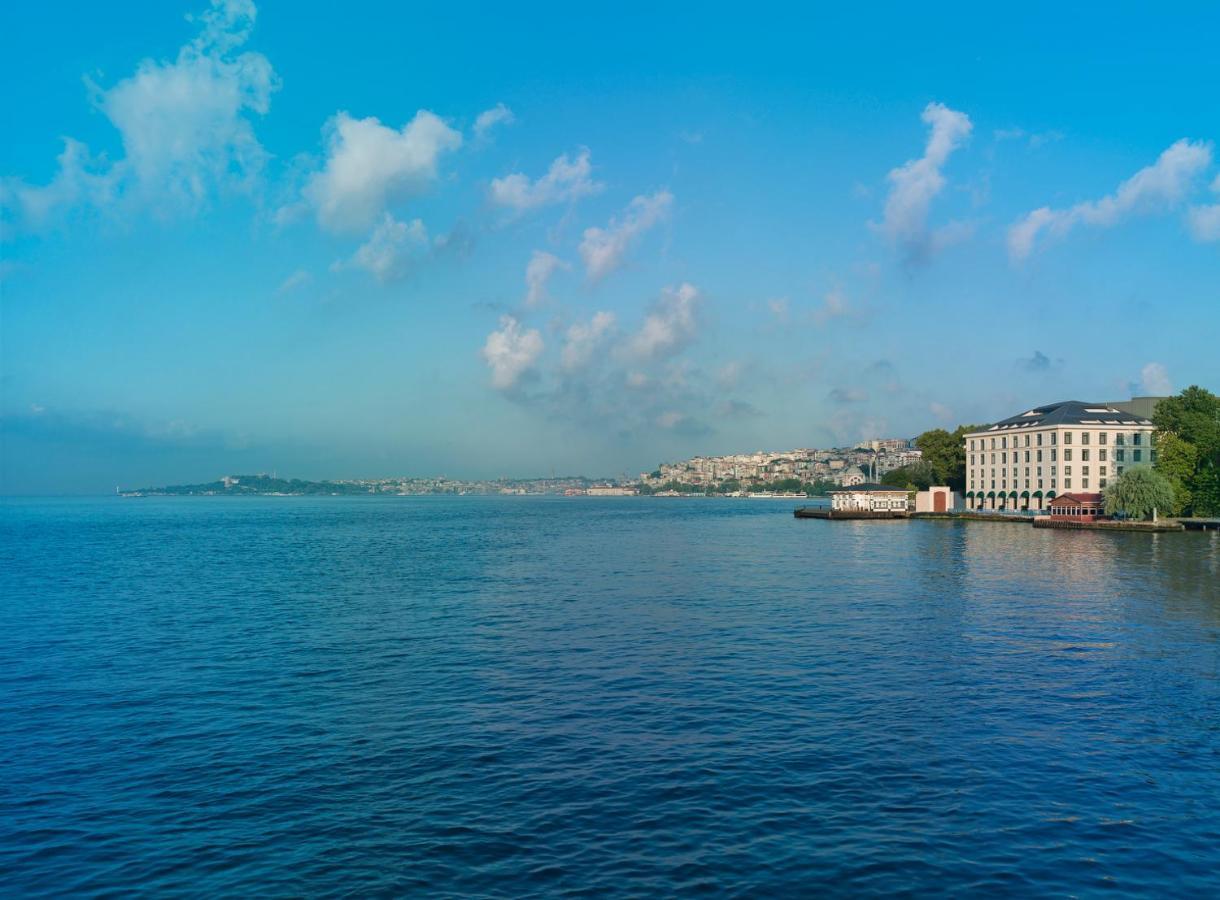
[1008,139,1213,260]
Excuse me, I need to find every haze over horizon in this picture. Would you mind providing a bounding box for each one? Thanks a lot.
[3,0,1219,494]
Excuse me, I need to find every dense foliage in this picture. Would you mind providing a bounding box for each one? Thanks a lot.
[1152,386,1220,516]
[914,425,987,491]
[880,461,937,491]
[1104,466,1175,520]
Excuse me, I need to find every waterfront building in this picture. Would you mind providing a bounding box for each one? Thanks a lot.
[914,486,958,513]
[1047,492,1106,522]
[963,400,1154,511]
[829,484,910,514]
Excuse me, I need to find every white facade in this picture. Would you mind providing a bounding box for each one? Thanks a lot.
[915,486,958,513]
[963,401,1154,511]
[830,487,910,513]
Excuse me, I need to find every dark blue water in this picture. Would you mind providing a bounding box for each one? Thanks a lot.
[2,497,1219,896]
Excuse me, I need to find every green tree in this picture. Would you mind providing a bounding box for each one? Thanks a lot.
[1192,467,1220,517]
[1152,386,1220,517]
[1153,386,1220,463]
[880,460,936,490]
[915,424,987,491]
[1154,431,1198,516]
[1104,466,1175,521]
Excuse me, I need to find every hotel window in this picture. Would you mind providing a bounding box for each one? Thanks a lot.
[1065,478,1072,489]
[1133,449,1142,462]
[1064,432,1072,444]
[1002,437,1007,449]
[1037,450,1043,462]
[1064,449,1072,462]
[1051,433,1057,445]
[991,438,996,449]
[1065,465,1072,477]
[1116,449,1125,461]
[1133,433,1142,446]
[1117,466,1125,476]
[1025,467,1030,477]
[1083,466,1089,477]
[1083,478,1089,489]
[1099,433,1108,445]
[1051,465,1057,477]
[1100,466,1107,477]
[1002,452,1007,464]
[1100,478,1107,488]
[1051,478,1057,488]
[991,453,996,464]
[1082,432,1090,445]
[1038,479,1044,489]
[1037,433,1044,446]
[1037,466,1043,476]
[1024,435,1030,447]
[1099,449,1107,462]
[1116,434,1125,445]
[1051,449,1058,462]
[1024,450,1030,463]
[1082,449,1090,461]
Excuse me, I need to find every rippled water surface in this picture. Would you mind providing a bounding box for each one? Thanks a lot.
[3,496,1220,896]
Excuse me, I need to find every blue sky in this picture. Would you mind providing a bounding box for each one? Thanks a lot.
[2,1,1218,493]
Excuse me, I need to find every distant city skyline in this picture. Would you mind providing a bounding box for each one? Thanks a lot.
[3,1,1219,494]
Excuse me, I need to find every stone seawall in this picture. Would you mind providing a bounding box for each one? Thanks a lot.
[1032,518,1183,532]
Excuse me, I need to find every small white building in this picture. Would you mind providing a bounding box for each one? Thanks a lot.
[829,484,910,514]
[915,486,959,513]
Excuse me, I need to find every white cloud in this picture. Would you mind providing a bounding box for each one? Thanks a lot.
[482,315,544,390]
[1140,362,1172,396]
[929,402,954,422]
[276,269,312,295]
[625,282,699,360]
[1007,139,1213,260]
[814,288,849,325]
[716,361,742,389]
[560,311,616,371]
[5,0,277,224]
[1187,174,1220,243]
[334,213,428,283]
[488,148,601,211]
[473,103,514,140]
[876,102,973,260]
[303,110,462,233]
[1187,203,1220,242]
[579,190,673,281]
[4,140,119,227]
[524,250,568,307]
[767,297,790,323]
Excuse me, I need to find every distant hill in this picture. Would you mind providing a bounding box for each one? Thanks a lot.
[120,475,372,497]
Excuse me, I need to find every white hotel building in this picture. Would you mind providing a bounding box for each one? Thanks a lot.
[963,400,1155,511]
